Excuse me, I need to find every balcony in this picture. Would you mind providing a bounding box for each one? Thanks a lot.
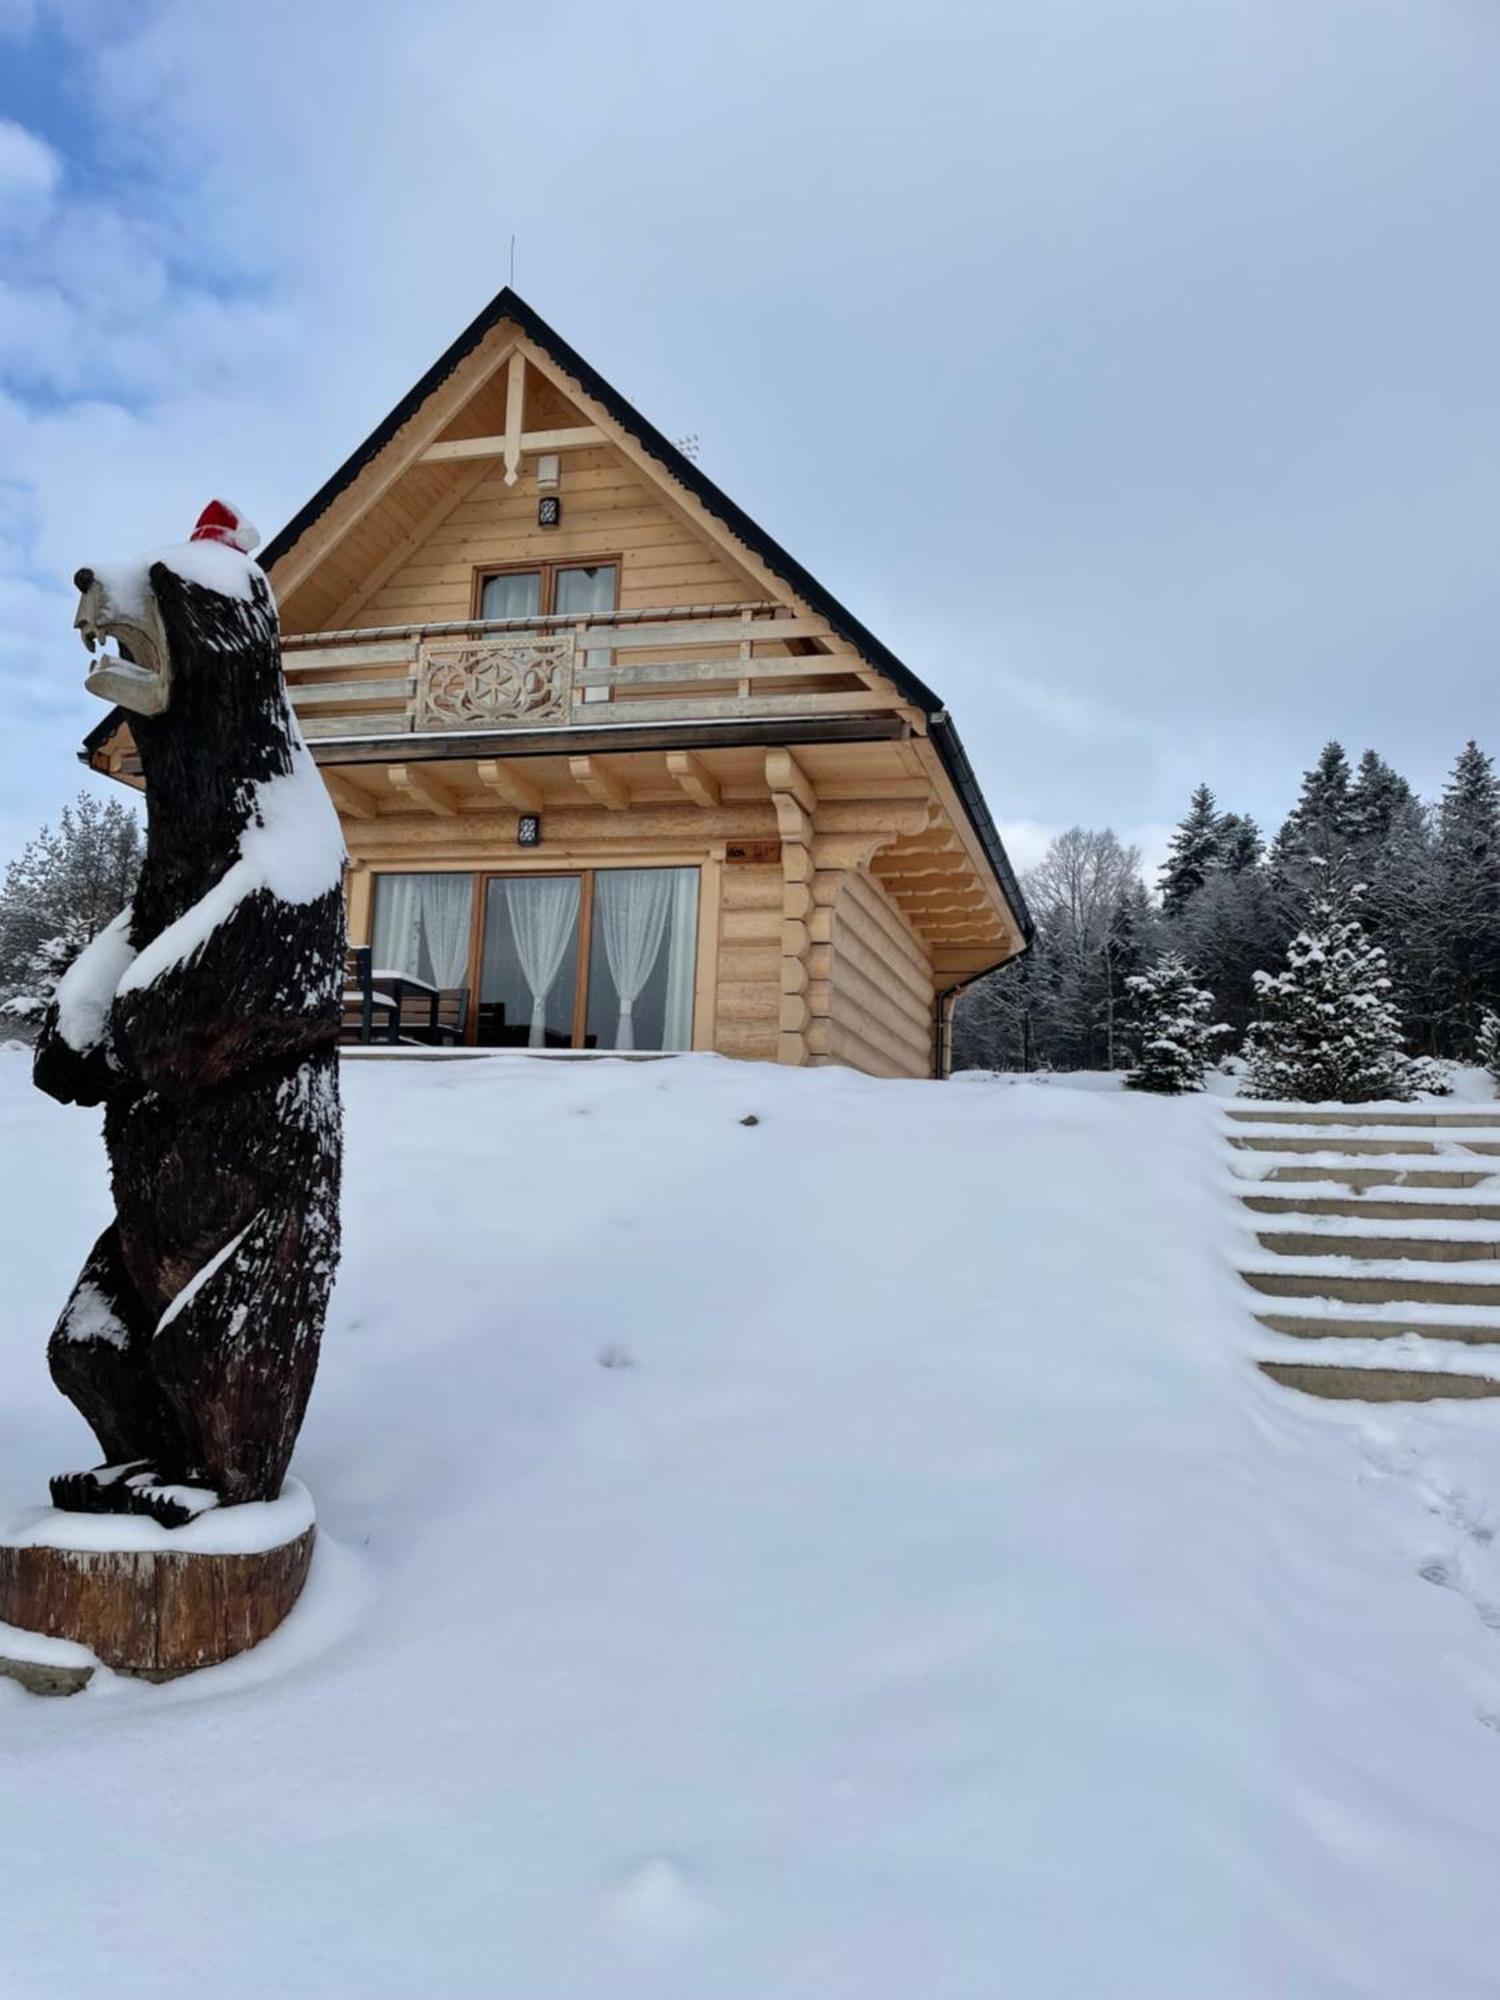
[282,601,898,743]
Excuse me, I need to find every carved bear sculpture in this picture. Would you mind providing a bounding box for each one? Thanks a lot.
[32,502,345,1528]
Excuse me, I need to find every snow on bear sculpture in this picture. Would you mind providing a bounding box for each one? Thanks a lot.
[32,501,345,1529]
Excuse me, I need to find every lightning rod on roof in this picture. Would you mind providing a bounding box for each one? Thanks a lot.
[510,234,516,286]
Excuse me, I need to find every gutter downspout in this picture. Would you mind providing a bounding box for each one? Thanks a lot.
[933,951,1025,1081]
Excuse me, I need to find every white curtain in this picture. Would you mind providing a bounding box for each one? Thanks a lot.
[506,877,580,1047]
[418,877,472,988]
[372,875,421,974]
[660,871,698,1049]
[373,875,472,987]
[596,869,675,1050]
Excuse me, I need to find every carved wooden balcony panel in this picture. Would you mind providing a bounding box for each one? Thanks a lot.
[415,635,575,730]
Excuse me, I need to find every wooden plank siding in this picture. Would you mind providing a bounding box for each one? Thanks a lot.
[342,449,755,630]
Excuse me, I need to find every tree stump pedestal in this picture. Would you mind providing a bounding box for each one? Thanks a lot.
[0,1481,315,1692]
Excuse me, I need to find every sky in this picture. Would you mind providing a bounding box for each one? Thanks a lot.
[1,0,1497,882]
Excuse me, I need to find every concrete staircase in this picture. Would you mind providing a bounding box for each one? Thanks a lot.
[1227,1103,1500,1401]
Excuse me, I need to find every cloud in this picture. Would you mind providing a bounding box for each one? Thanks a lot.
[0,0,1497,866]
[0,115,54,204]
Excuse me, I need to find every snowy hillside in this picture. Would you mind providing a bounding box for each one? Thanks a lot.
[4,1052,1500,1998]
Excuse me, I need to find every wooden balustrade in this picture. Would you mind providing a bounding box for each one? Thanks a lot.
[281,603,894,741]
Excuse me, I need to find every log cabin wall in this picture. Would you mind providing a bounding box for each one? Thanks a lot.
[811,866,933,1079]
[715,861,782,1064]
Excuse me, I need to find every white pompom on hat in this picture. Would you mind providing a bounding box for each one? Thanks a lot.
[189,499,261,554]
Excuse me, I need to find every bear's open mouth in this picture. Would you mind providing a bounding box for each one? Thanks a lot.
[74,570,172,716]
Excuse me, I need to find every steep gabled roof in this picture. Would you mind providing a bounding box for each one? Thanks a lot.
[85,286,1030,942]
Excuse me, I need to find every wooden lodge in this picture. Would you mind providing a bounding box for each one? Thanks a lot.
[84,290,1032,1077]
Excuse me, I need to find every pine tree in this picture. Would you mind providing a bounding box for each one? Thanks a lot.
[1242,870,1414,1103]
[1271,741,1355,917]
[1348,750,1418,850]
[1432,741,1500,1052]
[1478,1011,1500,1096]
[1159,784,1222,917]
[1215,812,1264,874]
[0,792,142,1034]
[1123,954,1227,1094]
[1174,864,1284,1046]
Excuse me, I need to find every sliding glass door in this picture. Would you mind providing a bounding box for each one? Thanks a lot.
[478,875,582,1048]
[373,865,698,1050]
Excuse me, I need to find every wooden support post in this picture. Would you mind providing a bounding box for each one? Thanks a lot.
[569,756,630,811]
[389,764,460,815]
[502,351,526,487]
[476,759,543,812]
[344,864,374,947]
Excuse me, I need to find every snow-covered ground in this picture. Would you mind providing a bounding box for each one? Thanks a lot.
[4,1052,1500,1999]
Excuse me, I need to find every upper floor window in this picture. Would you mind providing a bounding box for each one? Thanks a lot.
[478,562,618,623]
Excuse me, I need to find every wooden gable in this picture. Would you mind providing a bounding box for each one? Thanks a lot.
[273,324,820,651]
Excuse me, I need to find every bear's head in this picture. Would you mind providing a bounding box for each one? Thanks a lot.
[73,500,298,798]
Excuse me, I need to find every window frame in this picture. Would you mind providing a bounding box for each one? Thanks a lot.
[372,863,698,1052]
[470,557,623,623]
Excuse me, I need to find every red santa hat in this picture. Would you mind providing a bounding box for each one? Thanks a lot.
[189,499,260,554]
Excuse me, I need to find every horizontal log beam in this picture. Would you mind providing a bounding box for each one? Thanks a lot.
[323,774,379,821]
[475,760,542,812]
[419,426,605,463]
[569,755,630,810]
[388,764,459,815]
[665,751,720,809]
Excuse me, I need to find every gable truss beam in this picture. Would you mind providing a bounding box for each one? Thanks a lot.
[420,425,604,465]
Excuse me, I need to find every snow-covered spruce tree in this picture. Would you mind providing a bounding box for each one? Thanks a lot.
[1241,872,1414,1103]
[1478,1011,1500,1095]
[1270,740,1355,920]
[1123,954,1227,1094]
[1433,741,1500,1053]
[0,792,142,1036]
[1159,784,1222,918]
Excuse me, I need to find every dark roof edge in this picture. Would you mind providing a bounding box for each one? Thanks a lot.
[84,285,1032,941]
[928,712,1034,943]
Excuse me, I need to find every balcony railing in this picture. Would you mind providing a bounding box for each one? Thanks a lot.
[282,602,893,740]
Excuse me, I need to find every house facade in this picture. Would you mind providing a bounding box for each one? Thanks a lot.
[85,290,1031,1077]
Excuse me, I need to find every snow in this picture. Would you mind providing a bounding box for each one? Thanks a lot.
[5,1052,1500,1997]
[0,1479,312,1557]
[54,1279,128,1350]
[52,905,135,1053]
[117,755,345,996]
[156,1218,253,1329]
[90,538,261,618]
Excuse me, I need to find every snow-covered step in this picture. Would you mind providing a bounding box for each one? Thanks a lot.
[1229,1108,1500,1129]
[1256,1308,1500,1345]
[1255,1227,1500,1264]
[1241,1190,1500,1222]
[1258,1360,1500,1402]
[1242,1260,1500,1308]
[1229,1133,1447,1156]
[1256,1161,1496,1189]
